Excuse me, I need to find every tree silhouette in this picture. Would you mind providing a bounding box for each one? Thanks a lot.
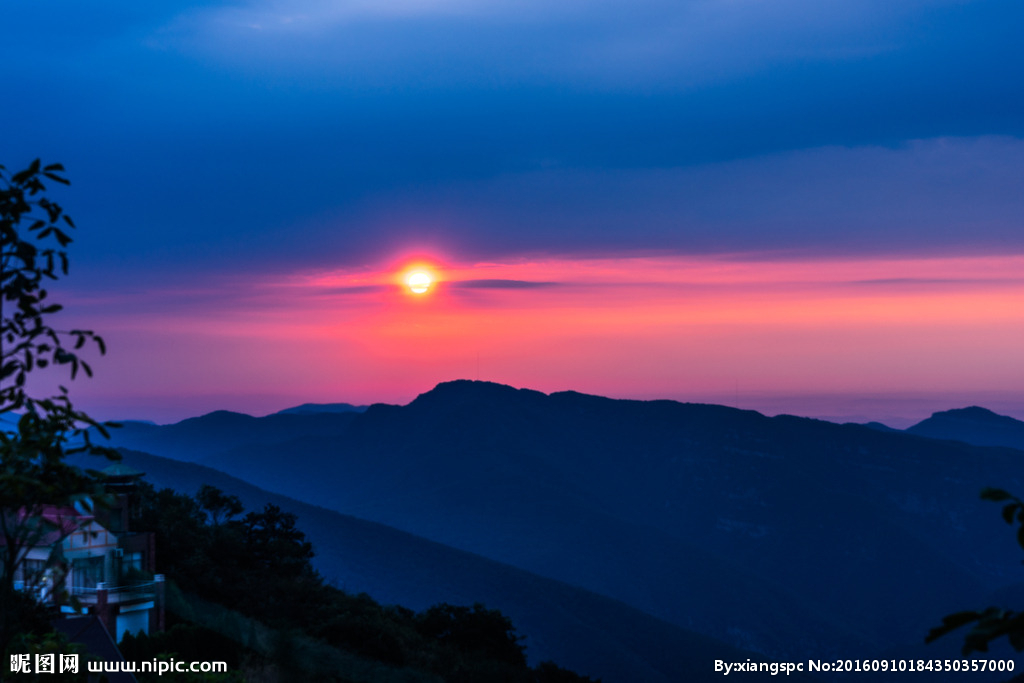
[927,488,1024,654]
[196,484,243,527]
[0,159,116,660]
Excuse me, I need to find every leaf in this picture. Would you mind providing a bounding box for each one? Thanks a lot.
[1010,627,1024,651]
[981,488,1014,502]
[42,172,70,185]
[925,611,982,643]
[963,632,991,655]
[1002,503,1018,524]
[71,495,94,516]
[53,229,72,247]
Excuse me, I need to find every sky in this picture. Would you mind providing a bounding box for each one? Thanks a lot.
[2,0,1023,425]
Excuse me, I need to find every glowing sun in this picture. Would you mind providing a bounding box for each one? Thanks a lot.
[407,270,433,294]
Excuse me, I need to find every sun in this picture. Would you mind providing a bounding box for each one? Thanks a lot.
[407,270,433,294]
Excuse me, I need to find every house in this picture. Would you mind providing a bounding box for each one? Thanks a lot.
[10,464,164,643]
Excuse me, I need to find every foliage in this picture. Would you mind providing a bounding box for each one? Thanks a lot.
[136,484,321,626]
[5,629,91,682]
[0,589,54,652]
[417,603,526,666]
[120,626,246,683]
[196,484,243,526]
[139,484,600,682]
[0,159,116,658]
[0,159,106,410]
[926,488,1024,654]
[532,662,601,683]
[413,603,529,683]
[241,503,314,580]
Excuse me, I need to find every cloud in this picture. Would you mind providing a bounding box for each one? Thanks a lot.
[38,134,1024,292]
[163,0,1020,92]
[5,0,1023,294]
[450,279,559,289]
[329,136,1024,264]
[848,278,1024,287]
[320,284,391,295]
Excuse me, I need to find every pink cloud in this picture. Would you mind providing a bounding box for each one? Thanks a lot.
[53,252,1024,423]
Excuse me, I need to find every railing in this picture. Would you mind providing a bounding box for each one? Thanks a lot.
[69,580,158,604]
[14,581,49,601]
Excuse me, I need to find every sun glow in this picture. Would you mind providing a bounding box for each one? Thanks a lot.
[406,270,433,294]
[94,252,1024,421]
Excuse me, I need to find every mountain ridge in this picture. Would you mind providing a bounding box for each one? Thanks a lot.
[274,402,367,416]
[906,406,1024,451]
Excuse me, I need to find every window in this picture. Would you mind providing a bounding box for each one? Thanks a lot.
[23,559,46,582]
[120,552,146,582]
[71,556,104,590]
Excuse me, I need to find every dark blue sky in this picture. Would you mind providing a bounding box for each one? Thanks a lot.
[3,0,1024,422]
[4,0,1023,282]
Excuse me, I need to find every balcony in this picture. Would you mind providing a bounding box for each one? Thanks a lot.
[69,579,160,606]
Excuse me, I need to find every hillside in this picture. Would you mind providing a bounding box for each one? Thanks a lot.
[85,448,777,683]
[99,381,1024,670]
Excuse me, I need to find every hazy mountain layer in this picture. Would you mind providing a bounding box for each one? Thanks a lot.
[85,449,777,683]
[101,381,1024,668]
[907,406,1024,451]
[274,403,368,416]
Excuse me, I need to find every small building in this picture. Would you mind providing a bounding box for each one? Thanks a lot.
[10,464,164,643]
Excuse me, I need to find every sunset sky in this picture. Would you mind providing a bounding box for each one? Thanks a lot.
[3,0,1023,424]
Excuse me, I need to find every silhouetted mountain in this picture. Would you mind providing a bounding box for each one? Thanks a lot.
[861,420,900,432]
[105,409,359,463]
[274,402,367,416]
[80,449,782,683]
[102,380,1024,672]
[907,406,1024,450]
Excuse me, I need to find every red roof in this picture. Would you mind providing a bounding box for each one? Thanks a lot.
[0,505,93,547]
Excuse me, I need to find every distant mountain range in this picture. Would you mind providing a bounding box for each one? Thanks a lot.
[273,402,368,416]
[93,382,1024,680]
[84,449,768,683]
[905,406,1024,451]
[106,409,360,461]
